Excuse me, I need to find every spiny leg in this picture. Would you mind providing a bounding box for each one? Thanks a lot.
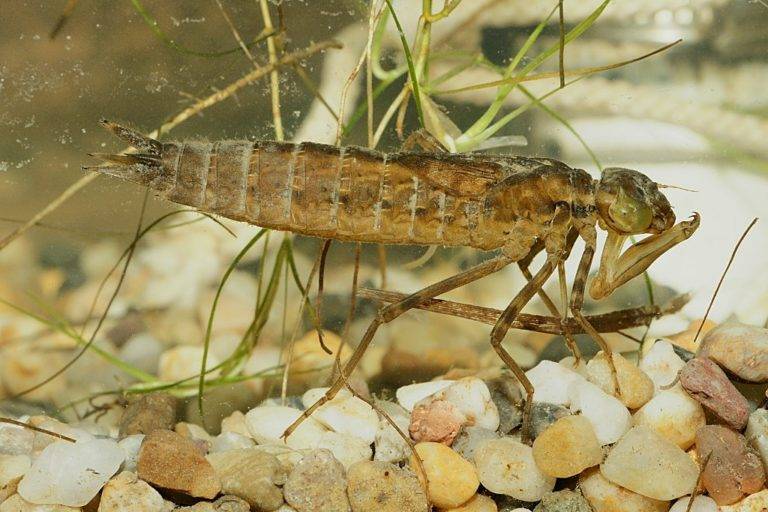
[490,252,561,444]
[569,238,621,395]
[281,254,514,439]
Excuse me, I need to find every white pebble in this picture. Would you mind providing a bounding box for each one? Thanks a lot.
[119,333,163,375]
[396,380,453,412]
[245,405,327,450]
[670,495,718,512]
[316,431,372,469]
[473,437,555,502]
[0,454,31,487]
[18,439,124,507]
[31,418,94,452]
[569,379,631,445]
[526,361,587,405]
[0,422,34,456]
[373,400,411,463]
[639,340,685,393]
[117,434,144,473]
[632,389,705,450]
[301,388,378,444]
[209,431,254,453]
[432,377,500,431]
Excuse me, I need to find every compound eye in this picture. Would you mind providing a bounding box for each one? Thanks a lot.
[608,187,652,233]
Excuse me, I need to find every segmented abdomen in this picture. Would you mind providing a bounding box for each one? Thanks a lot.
[160,141,497,248]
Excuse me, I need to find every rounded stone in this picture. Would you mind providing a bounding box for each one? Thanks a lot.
[639,339,686,393]
[533,490,591,512]
[532,415,602,478]
[568,379,631,445]
[586,352,654,409]
[434,377,500,431]
[98,471,167,512]
[409,442,479,509]
[679,357,750,430]
[473,437,555,502]
[579,468,669,512]
[283,449,350,512]
[526,361,586,406]
[396,381,453,412]
[206,449,286,511]
[443,493,498,511]
[669,495,718,512]
[245,405,327,450]
[346,461,428,512]
[632,389,705,450]
[600,425,699,501]
[698,323,768,382]
[409,399,465,445]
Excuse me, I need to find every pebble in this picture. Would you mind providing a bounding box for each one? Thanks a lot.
[207,449,286,511]
[209,432,254,454]
[410,442,479,509]
[719,489,768,511]
[443,493,498,511]
[97,471,167,512]
[745,408,768,469]
[116,435,143,473]
[301,388,378,444]
[137,429,220,499]
[0,494,81,511]
[532,415,602,478]
[473,437,555,502]
[118,393,177,438]
[28,418,93,452]
[526,361,586,405]
[586,352,654,409]
[578,468,669,512]
[695,425,766,506]
[158,346,220,382]
[395,381,453,412]
[18,439,123,507]
[245,406,327,450]
[346,461,428,512]
[433,378,500,431]
[409,400,465,445]
[283,449,350,512]
[639,339,686,393]
[486,374,523,434]
[118,333,163,375]
[568,380,631,445]
[288,330,352,389]
[698,323,768,382]
[175,422,212,443]
[452,426,500,461]
[0,455,30,488]
[316,431,372,469]
[680,357,750,430]
[533,490,591,512]
[601,425,699,501]
[631,388,706,449]
[0,423,34,456]
[529,403,570,440]
[175,495,250,512]
[669,495,718,512]
[372,400,411,463]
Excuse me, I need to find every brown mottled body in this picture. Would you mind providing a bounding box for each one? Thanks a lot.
[156,140,595,252]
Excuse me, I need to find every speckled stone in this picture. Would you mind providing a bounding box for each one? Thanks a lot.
[283,449,350,512]
[346,461,428,512]
[409,399,465,445]
[486,373,523,435]
[719,489,768,511]
[410,442,479,509]
[679,357,750,430]
[207,449,286,511]
[569,379,631,445]
[579,468,669,512]
[695,425,766,506]
[698,323,768,383]
[533,490,591,512]
[137,429,220,499]
[532,415,602,478]
[601,425,699,501]
[97,471,168,512]
[118,393,177,438]
[452,426,500,462]
[529,403,570,440]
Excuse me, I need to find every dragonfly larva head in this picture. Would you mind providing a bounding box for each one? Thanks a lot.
[595,167,675,235]
[84,120,175,193]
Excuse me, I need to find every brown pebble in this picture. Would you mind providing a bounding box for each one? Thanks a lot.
[695,425,766,506]
[698,323,768,383]
[680,357,750,431]
[409,399,465,445]
[137,429,221,499]
[118,392,177,438]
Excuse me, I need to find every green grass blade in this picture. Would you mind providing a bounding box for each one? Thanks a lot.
[384,0,425,127]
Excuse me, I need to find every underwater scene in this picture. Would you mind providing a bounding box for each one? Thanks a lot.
[2,1,768,511]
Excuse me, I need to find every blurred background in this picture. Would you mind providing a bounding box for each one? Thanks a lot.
[1,0,767,428]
